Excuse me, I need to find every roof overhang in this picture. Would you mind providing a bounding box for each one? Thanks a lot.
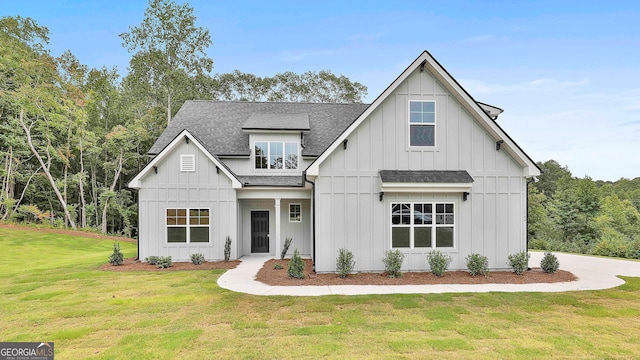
[379,170,473,193]
[305,51,541,178]
[128,129,242,189]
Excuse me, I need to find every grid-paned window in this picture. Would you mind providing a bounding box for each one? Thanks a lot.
[166,208,210,243]
[391,202,454,249]
[409,101,435,146]
[289,204,301,222]
[254,141,298,170]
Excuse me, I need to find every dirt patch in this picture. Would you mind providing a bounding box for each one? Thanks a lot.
[256,259,577,286]
[101,257,240,272]
[0,222,136,243]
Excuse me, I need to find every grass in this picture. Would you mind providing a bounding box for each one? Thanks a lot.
[2,226,640,359]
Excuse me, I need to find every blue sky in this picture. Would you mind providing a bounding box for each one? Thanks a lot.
[4,0,640,181]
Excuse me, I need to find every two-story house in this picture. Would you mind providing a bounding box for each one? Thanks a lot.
[128,51,541,272]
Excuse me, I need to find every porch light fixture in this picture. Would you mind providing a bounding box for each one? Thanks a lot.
[496,140,504,151]
[153,166,158,174]
[343,139,348,150]
[463,192,469,201]
[216,166,220,174]
[379,192,384,201]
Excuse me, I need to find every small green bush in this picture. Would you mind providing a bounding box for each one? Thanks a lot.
[190,253,205,265]
[224,236,232,261]
[426,250,452,277]
[508,251,530,275]
[382,249,405,278]
[540,252,560,273]
[145,256,159,265]
[109,241,124,266]
[273,262,283,270]
[287,249,305,279]
[281,236,293,260]
[466,253,489,277]
[336,248,355,278]
[156,256,173,268]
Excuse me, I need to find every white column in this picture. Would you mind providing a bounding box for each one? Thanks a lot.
[274,198,281,258]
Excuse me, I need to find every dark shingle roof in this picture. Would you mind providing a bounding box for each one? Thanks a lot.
[149,101,369,157]
[379,170,474,183]
[242,113,310,131]
[236,176,304,187]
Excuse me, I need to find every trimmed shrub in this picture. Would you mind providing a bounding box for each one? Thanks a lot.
[224,236,232,261]
[466,253,489,277]
[382,249,405,278]
[336,248,355,278]
[273,262,283,270]
[426,250,452,277]
[109,241,124,266]
[190,253,205,265]
[156,256,173,268]
[145,256,159,265]
[508,251,530,275]
[281,236,293,260]
[540,252,560,274]
[287,249,305,279]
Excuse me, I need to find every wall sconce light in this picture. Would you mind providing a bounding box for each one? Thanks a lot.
[185,136,189,144]
[419,60,426,72]
[496,140,504,151]
[153,166,158,174]
[343,139,348,150]
[379,192,384,201]
[463,192,469,201]
[216,166,220,174]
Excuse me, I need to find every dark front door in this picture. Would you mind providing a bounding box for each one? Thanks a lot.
[251,211,269,253]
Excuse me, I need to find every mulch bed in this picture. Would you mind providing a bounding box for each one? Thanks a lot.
[256,259,577,286]
[100,257,240,272]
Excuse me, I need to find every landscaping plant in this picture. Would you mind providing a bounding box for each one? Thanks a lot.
[273,262,283,270]
[109,241,124,266]
[508,251,530,275]
[287,249,305,279]
[156,256,173,268]
[336,248,355,278]
[382,249,405,278]
[145,256,159,265]
[224,236,232,261]
[190,253,205,265]
[281,236,293,260]
[541,251,560,273]
[427,250,452,277]
[466,253,489,277]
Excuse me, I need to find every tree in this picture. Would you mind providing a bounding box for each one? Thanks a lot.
[534,160,572,198]
[120,0,213,124]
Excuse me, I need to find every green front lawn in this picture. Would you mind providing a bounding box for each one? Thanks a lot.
[1,225,639,359]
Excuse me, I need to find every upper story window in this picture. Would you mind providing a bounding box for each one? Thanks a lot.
[409,101,435,147]
[255,141,298,170]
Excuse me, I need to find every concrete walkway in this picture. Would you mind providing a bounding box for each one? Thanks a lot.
[216,252,640,296]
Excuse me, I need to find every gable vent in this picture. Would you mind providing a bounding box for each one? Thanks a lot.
[180,155,195,172]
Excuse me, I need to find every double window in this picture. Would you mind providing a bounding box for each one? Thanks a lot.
[409,101,435,147]
[255,142,298,170]
[166,208,210,243]
[391,202,454,249]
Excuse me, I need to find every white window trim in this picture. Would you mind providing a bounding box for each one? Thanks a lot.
[390,202,455,250]
[289,203,302,223]
[165,208,210,244]
[253,141,299,170]
[180,154,196,172]
[408,100,436,148]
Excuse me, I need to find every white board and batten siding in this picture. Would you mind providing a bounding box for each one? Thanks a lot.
[137,140,238,262]
[314,68,527,272]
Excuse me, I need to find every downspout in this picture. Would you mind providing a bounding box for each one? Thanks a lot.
[303,171,316,271]
[526,178,535,271]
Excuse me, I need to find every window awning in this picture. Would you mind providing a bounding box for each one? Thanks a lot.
[379,170,473,193]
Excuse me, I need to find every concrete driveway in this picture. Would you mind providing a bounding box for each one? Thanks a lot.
[217,252,640,296]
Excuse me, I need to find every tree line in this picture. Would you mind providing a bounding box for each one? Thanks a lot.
[529,160,640,259]
[0,0,367,235]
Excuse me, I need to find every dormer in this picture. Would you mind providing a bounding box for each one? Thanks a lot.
[242,113,310,174]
